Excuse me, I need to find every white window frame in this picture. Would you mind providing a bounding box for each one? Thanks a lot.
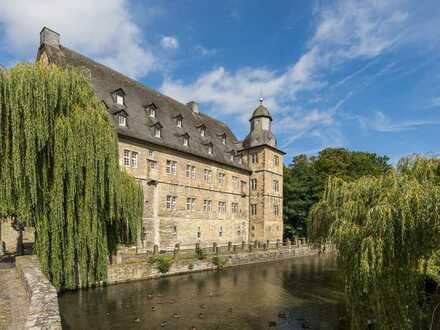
[222,135,226,144]
[130,152,138,168]
[166,160,177,175]
[177,118,182,128]
[148,150,155,159]
[123,149,130,167]
[218,201,226,214]
[232,176,239,190]
[148,160,157,170]
[208,144,213,155]
[200,127,206,137]
[154,126,161,138]
[183,136,189,147]
[166,195,176,209]
[116,94,124,106]
[204,169,212,183]
[118,115,126,127]
[203,200,212,212]
[186,197,195,210]
[218,172,225,185]
[149,108,156,118]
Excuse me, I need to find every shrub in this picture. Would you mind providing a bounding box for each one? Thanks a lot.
[149,255,174,274]
[212,256,226,269]
[195,248,206,260]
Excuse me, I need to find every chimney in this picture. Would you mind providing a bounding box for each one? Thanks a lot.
[40,27,60,48]
[187,101,199,114]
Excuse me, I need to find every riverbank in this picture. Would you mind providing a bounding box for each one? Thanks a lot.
[108,240,323,285]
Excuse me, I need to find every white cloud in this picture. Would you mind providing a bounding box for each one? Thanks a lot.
[0,0,156,78]
[160,0,411,150]
[359,111,440,132]
[160,36,179,49]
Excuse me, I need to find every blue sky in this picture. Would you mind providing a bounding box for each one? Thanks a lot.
[1,0,440,164]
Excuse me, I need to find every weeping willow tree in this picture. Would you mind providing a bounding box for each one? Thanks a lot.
[0,63,143,290]
[309,156,440,329]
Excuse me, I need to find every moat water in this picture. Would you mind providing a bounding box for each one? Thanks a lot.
[59,255,345,330]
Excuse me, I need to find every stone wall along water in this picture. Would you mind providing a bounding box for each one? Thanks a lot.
[15,256,62,330]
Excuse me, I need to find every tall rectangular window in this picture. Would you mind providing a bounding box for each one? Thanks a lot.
[166,195,176,209]
[184,165,196,179]
[154,126,161,138]
[251,179,257,190]
[274,204,279,216]
[130,152,138,168]
[273,180,279,192]
[273,155,280,167]
[232,203,239,214]
[232,176,239,190]
[251,153,258,164]
[203,200,212,212]
[218,172,225,185]
[118,115,126,127]
[250,204,257,215]
[166,160,177,175]
[186,198,195,210]
[218,201,226,214]
[204,169,212,183]
[123,149,130,167]
[116,94,124,105]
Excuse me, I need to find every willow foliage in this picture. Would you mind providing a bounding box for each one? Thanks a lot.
[0,63,143,290]
[309,156,440,329]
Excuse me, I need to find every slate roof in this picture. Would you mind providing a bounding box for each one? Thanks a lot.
[38,44,251,172]
[251,104,272,120]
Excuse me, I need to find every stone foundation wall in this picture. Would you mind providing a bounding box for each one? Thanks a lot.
[15,256,62,329]
[108,243,319,285]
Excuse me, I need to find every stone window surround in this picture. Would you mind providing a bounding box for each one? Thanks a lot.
[166,160,177,175]
[166,195,177,209]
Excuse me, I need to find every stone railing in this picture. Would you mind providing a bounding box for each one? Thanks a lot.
[15,256,62,330]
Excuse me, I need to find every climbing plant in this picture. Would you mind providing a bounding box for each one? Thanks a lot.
[0,63,143,290]
[309,156,440,329]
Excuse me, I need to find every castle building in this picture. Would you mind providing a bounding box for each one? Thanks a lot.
[36,27,284,251]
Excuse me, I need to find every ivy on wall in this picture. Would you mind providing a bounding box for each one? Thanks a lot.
[0,63,143,290]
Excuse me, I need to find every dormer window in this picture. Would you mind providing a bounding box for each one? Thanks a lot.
[221,134,226,145]
[176,116,183,128]
[152,123,162,138]
[112,89,125,106]
[154,126,161,138]
[207,143,213,155]
[118,114,127,127]
[183,134,189,147]
[145,103,157,118]
[230,154,234,161]
[200,126,206,137]
[116,94,124,106]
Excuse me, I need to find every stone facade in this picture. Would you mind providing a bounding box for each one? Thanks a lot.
[36,27,286,253]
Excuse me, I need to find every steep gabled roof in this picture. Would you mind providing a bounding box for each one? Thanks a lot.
[38,43,250,172]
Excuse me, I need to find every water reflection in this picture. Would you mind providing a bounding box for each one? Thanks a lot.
[60,255,344,330]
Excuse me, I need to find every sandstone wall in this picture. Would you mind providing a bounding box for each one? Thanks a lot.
[15,255,62,330]
[108,241,318,285]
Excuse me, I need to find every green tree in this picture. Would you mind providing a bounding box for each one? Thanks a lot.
[0,64,143,290]
[283,148,390,238]
[309,156,440,329]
